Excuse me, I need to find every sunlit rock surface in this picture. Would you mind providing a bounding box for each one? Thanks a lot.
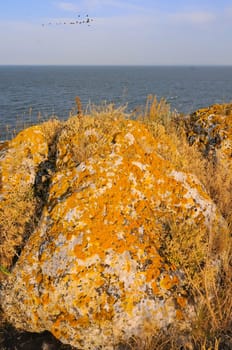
[0,125,48,194]
[0,126,49,268]
[184,103,232,167]
[1,115,228,349]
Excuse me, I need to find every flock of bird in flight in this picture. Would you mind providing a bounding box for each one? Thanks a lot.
[42,14,94,27]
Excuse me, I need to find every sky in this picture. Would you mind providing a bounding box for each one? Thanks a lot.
[0,0,232,65]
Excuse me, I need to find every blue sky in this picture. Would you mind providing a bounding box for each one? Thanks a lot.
[0,0,232,65]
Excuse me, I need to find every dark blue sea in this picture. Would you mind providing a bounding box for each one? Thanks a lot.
[0,65,232,139]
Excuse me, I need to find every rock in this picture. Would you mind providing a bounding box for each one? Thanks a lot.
[182,103,232,222]
[0,125,49,269]
[184,103,232,166]
[1,115,228,349]
[1,125,49,193]
[1,326,63,350]
[0,120,61,270]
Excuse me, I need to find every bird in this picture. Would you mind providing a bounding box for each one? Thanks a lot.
[42,15,94,27]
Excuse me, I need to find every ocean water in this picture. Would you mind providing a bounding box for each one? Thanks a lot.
[0,65,232,139]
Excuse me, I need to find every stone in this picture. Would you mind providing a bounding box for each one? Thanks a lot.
[0,125,49,268]
[0,119,61,270]
[183,103,232,167]
[1,115,228,349]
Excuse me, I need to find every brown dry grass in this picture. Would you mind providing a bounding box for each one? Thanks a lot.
[0,182,36,271]
[140,96,232,350]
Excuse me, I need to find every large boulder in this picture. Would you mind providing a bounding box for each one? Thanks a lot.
[1,115,228,349]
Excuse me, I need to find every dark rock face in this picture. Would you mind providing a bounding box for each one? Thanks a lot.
[1,325,75,350]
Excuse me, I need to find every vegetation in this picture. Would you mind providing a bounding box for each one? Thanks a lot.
[140,96,232,350]
[0,96,231,349]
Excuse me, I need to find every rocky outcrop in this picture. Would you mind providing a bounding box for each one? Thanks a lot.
[0,120,61,270]
[184,103,232,166]
[0,112,229,349]
[0,125,49,269]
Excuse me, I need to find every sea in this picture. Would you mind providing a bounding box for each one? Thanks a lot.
[0,65,232,140]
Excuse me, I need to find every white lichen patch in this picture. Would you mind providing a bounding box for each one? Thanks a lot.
[169,170,217,225]
[124,132,135,145]
[132,161,147,171]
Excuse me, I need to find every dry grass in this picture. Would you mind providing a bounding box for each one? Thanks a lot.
[205,161,232,224]
[56,102,129,169]
[0,108,60,142]
[140,96,232,350]
[0,169,37,272]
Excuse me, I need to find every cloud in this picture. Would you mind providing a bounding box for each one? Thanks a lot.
[56,0,145,14]
[169,11,216,25]
[57,2,80,12]
[1,7,232,66]
[84,0,143,11]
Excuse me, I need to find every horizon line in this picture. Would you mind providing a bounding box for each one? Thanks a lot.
[1,64,232,67]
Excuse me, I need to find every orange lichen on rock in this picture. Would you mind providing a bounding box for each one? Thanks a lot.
[159,274,179,291]
[184,103,232,167]
[1,126,49,192]
[0,125,50,269]
[1,113,229,349]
